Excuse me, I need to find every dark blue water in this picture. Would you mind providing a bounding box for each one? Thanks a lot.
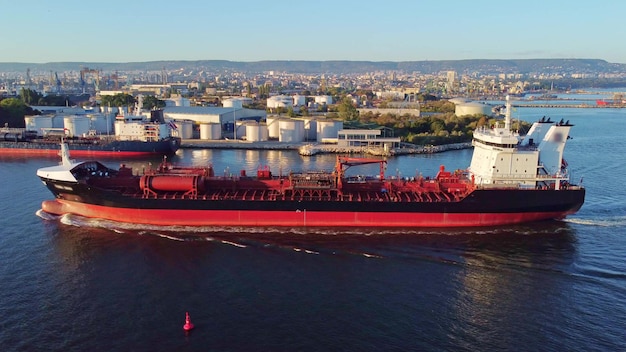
[1,106,625,351]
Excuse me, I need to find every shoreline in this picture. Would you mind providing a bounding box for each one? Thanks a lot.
[180,139,472,156]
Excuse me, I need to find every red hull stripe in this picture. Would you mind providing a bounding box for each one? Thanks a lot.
[0,148,162,157]
[42,199,574,228]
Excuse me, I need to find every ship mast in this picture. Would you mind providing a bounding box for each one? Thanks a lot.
[60,139,74,166]
[504,95,512,132]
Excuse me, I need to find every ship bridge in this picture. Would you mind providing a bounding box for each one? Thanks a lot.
[468,96,573,190]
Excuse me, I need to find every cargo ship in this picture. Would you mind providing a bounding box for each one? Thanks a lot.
[0,130,180,157]
[37,96,585,228]
[2,98,180,157]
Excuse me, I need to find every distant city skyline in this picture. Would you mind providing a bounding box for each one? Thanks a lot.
[3,0,626,64]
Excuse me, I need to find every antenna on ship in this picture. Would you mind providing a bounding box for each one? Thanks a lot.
[504,95,512,131]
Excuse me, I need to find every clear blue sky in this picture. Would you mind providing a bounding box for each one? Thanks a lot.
[2,0,625,64]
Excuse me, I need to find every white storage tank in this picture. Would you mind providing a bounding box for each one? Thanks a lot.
[223,98,243,109]
[199,123,221,140]
[170,120,194,139]
[24,115,53,136]
[51,115,64,128]
[316,119,343,142]
[267,95,293,109]
[266,116,282,139]
[293,95,306,106]
[314,95,333,105]
[89,113,113,134]
[64,116,91,137]
[455,102,493,116]
[300,116,317,141]
[246,122,269,142]
[278,119,305,143]
[235,120,250,140]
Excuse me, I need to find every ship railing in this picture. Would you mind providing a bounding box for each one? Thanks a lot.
[483,173,569,181]
[0,127,27,134]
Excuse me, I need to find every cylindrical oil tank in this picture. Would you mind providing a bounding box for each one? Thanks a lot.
[266,116,281,139]
[316,119,343,142]
[51,115,64,128]
[314,95,333,105]
[455,102,493,116]
[89,113,113,134]
[300,116,317,141]
[293,95,306,106]
[267,95,293,108]
[199,123,221,140]
[246,122,269,142]
[140,175,204,193]
[171,120,194,139]
[24,115,53,136]
[278,119,305,143]
[223,99,243,109]
[64,116,91,137]
[235,120,249,140]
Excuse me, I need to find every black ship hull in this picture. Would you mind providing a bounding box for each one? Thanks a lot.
[1,137,180,156]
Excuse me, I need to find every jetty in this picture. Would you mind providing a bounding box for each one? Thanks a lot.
[180,139,471,156]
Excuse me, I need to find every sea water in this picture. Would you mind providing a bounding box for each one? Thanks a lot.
[0,105,624,351]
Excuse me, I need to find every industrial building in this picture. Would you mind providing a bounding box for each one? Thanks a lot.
[337,129,401,149]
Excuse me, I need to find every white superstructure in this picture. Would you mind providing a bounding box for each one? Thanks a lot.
[468,96,573,190]
[113,96,174,142]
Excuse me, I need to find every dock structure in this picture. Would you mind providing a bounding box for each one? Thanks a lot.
[512,104,624,108]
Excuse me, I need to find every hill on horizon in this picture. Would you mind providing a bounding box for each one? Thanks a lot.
[0,58,624,75]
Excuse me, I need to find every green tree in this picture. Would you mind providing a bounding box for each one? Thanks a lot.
[0,98,33,127]
[337,97,359,121]
[19,88,43,105]
[142,95,166,110]
[100,93,136,108]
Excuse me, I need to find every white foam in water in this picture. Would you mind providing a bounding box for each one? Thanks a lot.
[36,209,60,221]
[145,233,185,242]
[565,216,626,227]
[59,213,82,227]
[221,240,247,248]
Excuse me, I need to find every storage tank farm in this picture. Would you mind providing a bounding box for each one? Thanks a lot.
[278,118,305,143]
[199,123,222,140]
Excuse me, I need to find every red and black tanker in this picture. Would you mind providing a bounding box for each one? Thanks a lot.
[36,96,585,228]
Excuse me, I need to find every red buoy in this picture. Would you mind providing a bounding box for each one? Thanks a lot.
[183,312,195,331]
